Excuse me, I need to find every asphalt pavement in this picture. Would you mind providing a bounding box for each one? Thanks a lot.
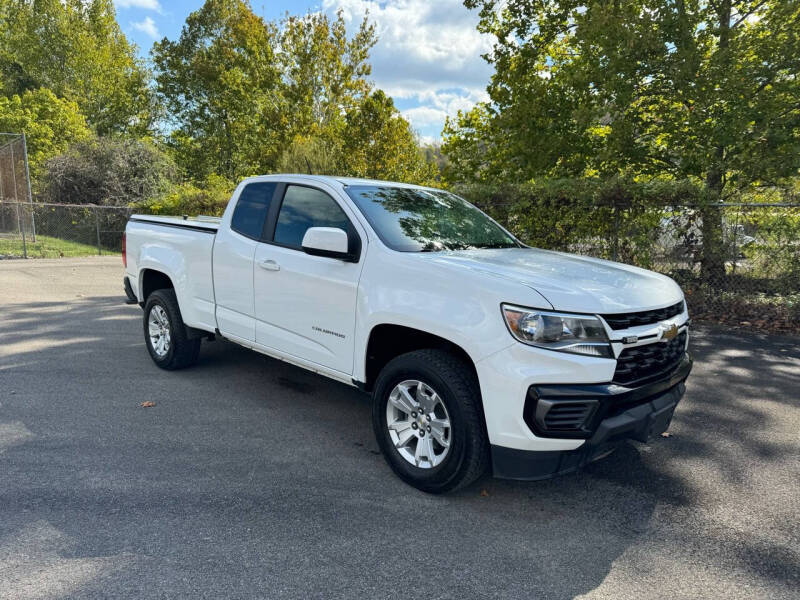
[0,257,798,599]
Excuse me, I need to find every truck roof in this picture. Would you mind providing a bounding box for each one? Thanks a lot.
[240,174,436,190]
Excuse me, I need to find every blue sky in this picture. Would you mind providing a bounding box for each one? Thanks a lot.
[114,0,493,143]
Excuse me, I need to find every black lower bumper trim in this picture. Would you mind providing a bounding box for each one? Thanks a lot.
[491,443,613,481]
[524,354,692,438]
[492,380,686,481]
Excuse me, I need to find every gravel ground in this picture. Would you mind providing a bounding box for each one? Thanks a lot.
[0,257,798,600]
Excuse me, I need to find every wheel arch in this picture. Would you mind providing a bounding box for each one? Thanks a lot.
[362,323,480,393]
[138,268,175,304]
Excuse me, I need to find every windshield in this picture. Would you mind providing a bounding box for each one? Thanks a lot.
[344,185,520,252]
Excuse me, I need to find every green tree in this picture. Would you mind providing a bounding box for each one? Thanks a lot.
[0,87,91,177]
[276,135,342,175]
[0,0,154,135]
[341,90,437,184]
[274,92,437,183]
[421,143,449,177]
[152,0,284,181]
[154,1,432,185]
[153,2,379,181]
[279,10,376,139]
[446,0,800,282]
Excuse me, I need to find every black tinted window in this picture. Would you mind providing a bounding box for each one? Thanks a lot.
[344,185,518,252]
[231,182,276,239]
[273,186,350,248]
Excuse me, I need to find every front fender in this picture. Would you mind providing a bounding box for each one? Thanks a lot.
[352,250,547,384]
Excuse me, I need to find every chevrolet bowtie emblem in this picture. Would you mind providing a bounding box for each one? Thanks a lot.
[660,323,679,342]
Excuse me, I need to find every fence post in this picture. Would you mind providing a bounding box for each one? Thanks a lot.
[612,200,619,262]
[9,142,26,258]
[0,166,5,232]
[730,206,741,276]
[95,206,102,256]
[21,132,35,242]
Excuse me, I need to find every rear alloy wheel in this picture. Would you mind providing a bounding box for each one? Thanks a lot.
[148,305,171,358]
[143,288,200,370]
[372,349,489,494]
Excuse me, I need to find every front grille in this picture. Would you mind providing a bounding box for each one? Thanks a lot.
[601,301,684,330]
[542,402,596,432]
[613,331,687,385]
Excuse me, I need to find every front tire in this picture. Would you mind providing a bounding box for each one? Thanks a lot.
[372,349,489,494]
[143,289,200,370]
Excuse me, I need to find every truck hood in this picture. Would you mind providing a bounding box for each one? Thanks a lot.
[416,247,683,314]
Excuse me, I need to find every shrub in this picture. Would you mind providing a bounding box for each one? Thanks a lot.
[453,177,703,268]
[134,174,234,217]
[40,137,178,206]
[453,178,799,332]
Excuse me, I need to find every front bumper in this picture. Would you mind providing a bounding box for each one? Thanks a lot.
[491,354,692,480]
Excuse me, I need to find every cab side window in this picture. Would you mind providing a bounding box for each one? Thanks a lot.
[230,182,277,240]
[273,185,350,249]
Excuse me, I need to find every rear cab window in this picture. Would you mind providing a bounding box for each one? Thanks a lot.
[230,182,277,240]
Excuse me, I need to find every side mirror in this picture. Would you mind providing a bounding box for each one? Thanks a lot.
[301,227,352,261]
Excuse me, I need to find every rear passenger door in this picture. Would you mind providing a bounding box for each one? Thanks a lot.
[253,183,365,374]
[213,181,277,342]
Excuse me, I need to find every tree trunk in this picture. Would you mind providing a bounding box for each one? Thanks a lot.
[701,163,727,285]
[700,0,732,286]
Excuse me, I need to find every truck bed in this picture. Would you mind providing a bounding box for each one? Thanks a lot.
[125,214,219,332]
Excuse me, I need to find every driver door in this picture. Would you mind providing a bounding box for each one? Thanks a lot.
[253,184,365,374]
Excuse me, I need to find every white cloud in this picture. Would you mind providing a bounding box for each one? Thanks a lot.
[115,0,162,11]
[401,106,449,129]
[130,16,160,40]
[399,88,490,114]
[394,88,489,139]
[323,0,493,139]
[416,134,439,146]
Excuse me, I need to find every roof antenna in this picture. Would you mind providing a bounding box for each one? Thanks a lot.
[305,157,313,175]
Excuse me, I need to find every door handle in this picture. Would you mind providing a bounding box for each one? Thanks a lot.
[258,259,280,271]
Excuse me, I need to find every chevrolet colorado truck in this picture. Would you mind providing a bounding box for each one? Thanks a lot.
[123,175,692,493]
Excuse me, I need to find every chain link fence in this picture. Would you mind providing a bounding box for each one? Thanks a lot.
[464,194,800,331]
[0,133,35,250]
[0,201,133,258]
[1,191,798,332]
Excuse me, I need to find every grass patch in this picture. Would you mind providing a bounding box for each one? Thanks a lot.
[0,235,118,258]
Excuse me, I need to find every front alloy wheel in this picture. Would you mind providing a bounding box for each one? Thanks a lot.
[372,349,489,494]
[386,380,451,468]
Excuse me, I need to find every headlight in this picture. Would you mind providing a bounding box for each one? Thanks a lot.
[501,304,612,358]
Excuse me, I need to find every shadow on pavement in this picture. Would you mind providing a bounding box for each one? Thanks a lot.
[1,296,798,599]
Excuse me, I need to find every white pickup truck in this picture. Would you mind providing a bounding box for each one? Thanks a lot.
[123,175,692,493]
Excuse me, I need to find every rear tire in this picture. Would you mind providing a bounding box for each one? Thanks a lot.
[372,349,489,494]
[143,288,200,370]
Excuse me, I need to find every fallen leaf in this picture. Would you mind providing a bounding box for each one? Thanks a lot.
[140,401,156,408]
[480,489,489,497]
[661,431,671,438]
